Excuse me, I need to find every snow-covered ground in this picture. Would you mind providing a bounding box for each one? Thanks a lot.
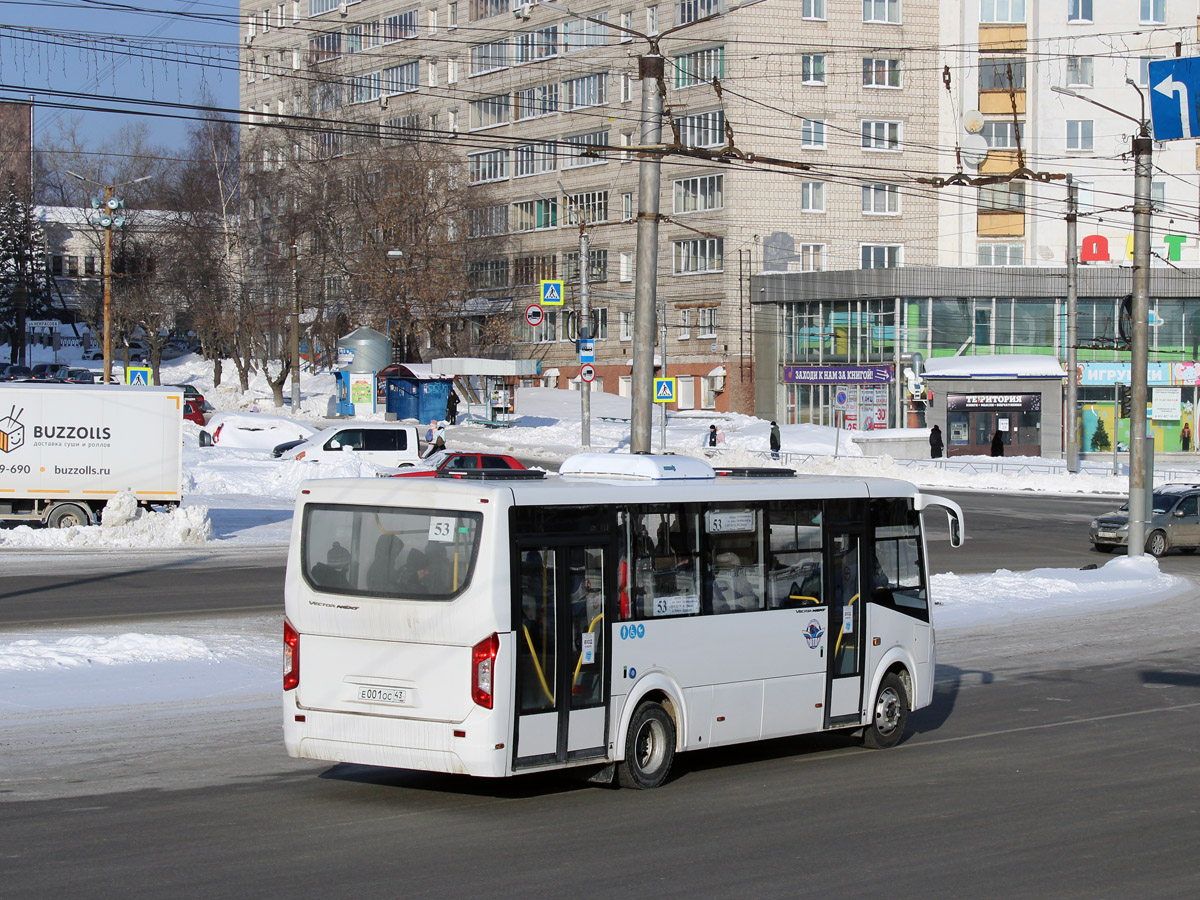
[1,343,1195,755]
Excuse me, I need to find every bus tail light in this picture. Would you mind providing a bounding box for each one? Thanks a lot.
[283,618,300,691]
[471,633,500,708]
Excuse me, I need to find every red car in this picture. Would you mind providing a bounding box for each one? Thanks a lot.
[183,399,207,425]
[392,450,526,477]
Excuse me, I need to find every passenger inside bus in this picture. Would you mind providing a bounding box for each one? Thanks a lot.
[366,533,405,591]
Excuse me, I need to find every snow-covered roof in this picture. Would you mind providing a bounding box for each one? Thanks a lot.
[925,354,1065,379]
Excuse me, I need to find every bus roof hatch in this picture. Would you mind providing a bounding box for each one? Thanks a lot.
[559,453,716,480]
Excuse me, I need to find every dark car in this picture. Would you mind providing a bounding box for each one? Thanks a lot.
[165,383,210,409]
[61,368,96,384]
[272,438,308,458]
[31,363,71,381]
[390,450,527,477]
[1090,483,1200,557]
[1,365,33,381]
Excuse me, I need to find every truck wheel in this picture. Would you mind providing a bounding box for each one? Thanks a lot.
[862,673,909,750]
[46,503,91,529]
[617,701,675,789]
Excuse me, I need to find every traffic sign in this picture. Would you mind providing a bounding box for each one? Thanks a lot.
[540,279,564,306]
[525,304,544,327]
[1149,57,1200,141]
[654,377,676,403]
[580,364,596,383]
[578,339,594,364]
[125,366,152,386]
[833,389,849,410]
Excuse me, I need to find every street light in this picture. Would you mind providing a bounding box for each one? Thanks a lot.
[1051,84,1152,556]
[66,170,152,385]
[542,0,766,453]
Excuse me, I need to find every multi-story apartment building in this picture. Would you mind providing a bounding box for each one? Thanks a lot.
[239,0,941,414]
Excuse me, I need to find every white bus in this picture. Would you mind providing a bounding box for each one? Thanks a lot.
[283,453,963,788]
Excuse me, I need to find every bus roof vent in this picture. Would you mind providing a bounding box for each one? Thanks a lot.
[714,467,797,478]
[559,453,716,480]
[436,468,547,481]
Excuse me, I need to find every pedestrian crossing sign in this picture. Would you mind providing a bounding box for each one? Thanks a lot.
[540,280,564,306]
[125,366,152,386]
[654,377,676,403]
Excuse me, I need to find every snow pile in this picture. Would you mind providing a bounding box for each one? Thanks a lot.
[0,496,212,549]
[0,633,216,671]
[931,555,1179,628]
[186,447,388,500]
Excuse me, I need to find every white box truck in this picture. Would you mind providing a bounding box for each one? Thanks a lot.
[0,383,183,527]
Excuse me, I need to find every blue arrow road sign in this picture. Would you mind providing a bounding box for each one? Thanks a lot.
[1149,57,1200,141]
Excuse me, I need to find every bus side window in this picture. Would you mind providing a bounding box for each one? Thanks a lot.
[767,500,823,608]
[704,505,765,614]
[631,507,701,618]
[870,498,927,620]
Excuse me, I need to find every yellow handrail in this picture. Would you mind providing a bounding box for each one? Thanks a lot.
[572,613,605,685]
[522,624,555,705]
[833,592,859,658]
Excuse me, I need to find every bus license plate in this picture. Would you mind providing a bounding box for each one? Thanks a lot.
[357,686,407,704]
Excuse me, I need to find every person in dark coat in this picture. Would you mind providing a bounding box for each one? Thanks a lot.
[1182,421,1192,452]
[769,421,781,460]
[929,424,944,458]
[708,424,719,447]
[990,429,1005,457]
[445,390,459,425]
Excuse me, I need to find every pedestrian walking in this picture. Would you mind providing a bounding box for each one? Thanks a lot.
[707,424,719,448]
[445,390,459,426]
[770,421,781,460]
[990,429,1004,457]
[929,424,944,459]
[1183,421,1192,452]
[434,422,447,452]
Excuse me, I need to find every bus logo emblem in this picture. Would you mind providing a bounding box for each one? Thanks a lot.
[804,620,824,649]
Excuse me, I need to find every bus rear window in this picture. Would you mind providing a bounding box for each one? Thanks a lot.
[302,504,483,600]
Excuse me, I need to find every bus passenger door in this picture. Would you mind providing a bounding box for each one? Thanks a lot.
[826,529,865,724]
[513,542,610,768]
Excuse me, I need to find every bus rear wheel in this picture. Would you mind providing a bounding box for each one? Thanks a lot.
[617,701,675,789]
[863,673,909,750]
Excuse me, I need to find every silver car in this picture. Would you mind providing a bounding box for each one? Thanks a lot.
[1090,484,1200,557]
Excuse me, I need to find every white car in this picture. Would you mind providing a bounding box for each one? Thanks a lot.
[199,412,317,451]
[282,423,422,468]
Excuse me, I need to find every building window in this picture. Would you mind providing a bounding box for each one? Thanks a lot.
[647,5,659,34]
[620,310,632,340]
[85,255,96,275]
[620,251,633,282]
[801,118,826,148]
[861,244,902,268]
[562,130,608,168]
[862,119,900,150]
[802,0,825,19]
[1066,119,1093,151]
[468,149,508,184]
[674,174,723,213]
[564,249,609,283]
[979,182,1025,211]
[447,58,458,83]
[468,258,509,290]
[470,38,509,75]
[1141,0,1164,24]
[674,46,724,88]
[802,54,826,85]
[863,58,901,88]
[382,62,419,95]
[799,244,825,271]
[862,183,900,214]
[513,26,558,63]
[564,190,609,225]
[978,243,1024,266]
[469,0,507,21]
[980,56,1026,91]
[863,0,899,24]
[675,109,725,148]
[563,13,610,52]
[449,2,457,27]
[1151,180,1166,213]
[591,308,609,340]
[800,181,824,212]
[1067,0,1091,22]
[513,83,559,120]
[699,306,716,337]
[469,204,508,237]
[565,73,607,109]
[621,73,633,102]
[678,308,691,339]
[982,120,1023,148]
[622,192,634,220]
[980,0,1023,24]
[1066,56,1093,87]
[349,71,382,104]
[673,238,724,275]
[512,198,558,232]
[469,93,509,129]
[528,309,557,343]
[620,10,633,40]
[514,254,557,285]
[514,141,557,177]
[678,0,722,26]
[382,10,418,41]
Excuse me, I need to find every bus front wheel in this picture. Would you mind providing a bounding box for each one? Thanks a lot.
[617,701,675,789]
[863,673,909,750]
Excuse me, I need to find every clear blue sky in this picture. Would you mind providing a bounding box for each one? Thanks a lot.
[0,0,240,153]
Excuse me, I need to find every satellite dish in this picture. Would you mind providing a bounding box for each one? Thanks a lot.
[961,132,989,169]
[963,110,985,134]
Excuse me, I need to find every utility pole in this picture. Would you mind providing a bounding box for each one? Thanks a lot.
[290,243,301,410]
[578,226,591,448]
[1129,129,1152,557]
[631,51,664,454]
[1065,177,1079,473]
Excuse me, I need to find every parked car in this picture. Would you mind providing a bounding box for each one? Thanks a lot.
[390,450,527,477]
[61,368,96,384]
[1090,483,1200,557]
[182,399,207,425]
[199,412,316,451]
[165,383,211,410]
[1,365,33,381]
[282,423,422,468]
[271,438,308,458]
[80,342,148,362]
[31,363,71,381]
